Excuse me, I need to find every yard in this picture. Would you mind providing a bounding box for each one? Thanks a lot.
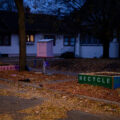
[2,57,120,72]
[0,57,120,120]
[30,58,120,73]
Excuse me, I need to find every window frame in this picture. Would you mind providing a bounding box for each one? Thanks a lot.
[44,35,56,46]
[26,34,35,45]
[64,36,76,46]
[80,33,102,45]
[0,34,11,46]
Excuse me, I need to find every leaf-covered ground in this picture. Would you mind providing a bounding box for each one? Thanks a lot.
[0,80,120,120]
[1,57,120,73]
[0,71,76,83]
[46,81,120,102]
[0,58,120,119]
[29,58,120,73]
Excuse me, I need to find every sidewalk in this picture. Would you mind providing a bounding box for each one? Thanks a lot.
[58,110,120,120]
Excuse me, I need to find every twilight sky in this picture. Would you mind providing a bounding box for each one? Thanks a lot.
[0,0,86,15]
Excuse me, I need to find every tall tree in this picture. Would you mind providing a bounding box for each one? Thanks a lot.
[82,0,120,58]
[69,0,120,58]
[14,0,26,71]
[0,0,16,11]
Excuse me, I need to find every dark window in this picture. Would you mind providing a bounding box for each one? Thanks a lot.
[44,35,56,46]
[80,34,101,45]
[26,35,34,45]
[0,35,11,46]
[64,36,75,46]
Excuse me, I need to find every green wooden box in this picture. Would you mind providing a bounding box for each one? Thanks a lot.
[78,72,120,89]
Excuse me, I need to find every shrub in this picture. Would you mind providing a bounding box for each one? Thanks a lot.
[60,52,75,59]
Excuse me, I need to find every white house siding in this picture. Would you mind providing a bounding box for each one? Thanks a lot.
[53,35,74,56]
[0,34,74,57]
[1,34,118,58]
[79,45,103,58]
[109,39,119,58]
[26,34,43,56]
[0,34,44,57]
[0,34,19,56]
[75,34,80,57]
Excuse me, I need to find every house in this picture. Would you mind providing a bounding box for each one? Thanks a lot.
[0,11,78,57]
[75,32,119,58]
[0,11,119,58]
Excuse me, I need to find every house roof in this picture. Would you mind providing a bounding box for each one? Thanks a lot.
[0,10,76,34]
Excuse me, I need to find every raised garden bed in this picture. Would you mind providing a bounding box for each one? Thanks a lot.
[78,72,120,89]
[0,65,19,71]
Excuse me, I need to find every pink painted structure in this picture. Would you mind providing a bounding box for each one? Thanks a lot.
[0,65,19,71]
[37,39,53,58]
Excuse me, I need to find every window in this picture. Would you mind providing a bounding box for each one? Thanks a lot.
[0,35,11,46]
[80,34,101,45]
[64,36,75,46]
[26,34,34,44]
[44,35,56,46]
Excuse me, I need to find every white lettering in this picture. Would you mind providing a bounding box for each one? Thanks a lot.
[79,76,83,81]
[107,78,111,84]
[102,78,105,84]
[93,77,96,82]
[84,76,86,81]
[88,77,91,82]
[97,78,101,83]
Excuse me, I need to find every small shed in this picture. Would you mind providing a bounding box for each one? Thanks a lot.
[37,39,53,58]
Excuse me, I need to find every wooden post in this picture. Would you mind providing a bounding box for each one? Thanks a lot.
[43,58,46,74]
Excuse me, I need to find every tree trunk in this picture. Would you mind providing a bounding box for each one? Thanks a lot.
[103,40,109,58]
[14,0,26,71]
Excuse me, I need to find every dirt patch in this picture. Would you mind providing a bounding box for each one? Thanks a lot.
[46,81,120,102]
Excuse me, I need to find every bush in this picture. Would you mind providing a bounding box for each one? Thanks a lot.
[1,54,8,57]
[60,52,75,59]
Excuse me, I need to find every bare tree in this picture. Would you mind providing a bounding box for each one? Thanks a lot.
[0,0,16,11]
[63,0,86,10]
[80,0,120,58]
[66,0,120,58]
[14,0,26,71]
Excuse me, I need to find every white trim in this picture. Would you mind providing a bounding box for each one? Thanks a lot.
[38,39,53,42]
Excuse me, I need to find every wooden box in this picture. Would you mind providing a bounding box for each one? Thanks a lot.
[78,72,120,89]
